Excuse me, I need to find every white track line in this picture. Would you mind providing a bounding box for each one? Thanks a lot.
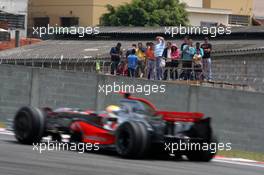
[0,131,14,135]
[0,128,14,135]
[213,159,264,168]
[215,157,258,163]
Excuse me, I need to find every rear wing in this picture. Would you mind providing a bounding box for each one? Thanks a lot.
[156,111,204,122]
[120,92,204,122]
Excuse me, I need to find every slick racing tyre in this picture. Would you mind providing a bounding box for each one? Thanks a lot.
[14,107,46,144]
[115,121,150,158]
[186,136,218,162]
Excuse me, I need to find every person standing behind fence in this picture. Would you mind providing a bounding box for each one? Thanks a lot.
[126,44,137,59]
[145,42,155,80]
[181,39,195,80]
[110,43,122,75]
[201,37,213,81]
[193,42,204,80]
[136,42,146,78]
[170,44,180,80]
[127,49,138,78]
[162,42,172,80]
[154,36,165,80]
[181,36,189,57]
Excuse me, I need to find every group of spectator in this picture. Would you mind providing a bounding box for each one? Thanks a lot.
[110,36,212,81]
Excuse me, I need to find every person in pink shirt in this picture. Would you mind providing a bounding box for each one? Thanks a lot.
[171,44,180,60]
[170,44,180,80]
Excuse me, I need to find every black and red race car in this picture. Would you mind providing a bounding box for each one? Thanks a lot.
[13,93,217,161]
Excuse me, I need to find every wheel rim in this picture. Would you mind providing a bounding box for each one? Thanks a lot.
[14,111,32,140]
[117,130,132,154]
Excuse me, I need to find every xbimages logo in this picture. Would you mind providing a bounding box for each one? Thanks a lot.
[32,24,100,37]
[164,141,232,154]
[32,140,100,154]
[98,82,166,95]
[164,25,232,38]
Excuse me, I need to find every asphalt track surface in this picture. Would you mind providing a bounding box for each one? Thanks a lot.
[0,134,263,175]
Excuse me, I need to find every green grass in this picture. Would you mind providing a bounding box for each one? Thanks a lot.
[0,122,5,128]
[218,150,264,162]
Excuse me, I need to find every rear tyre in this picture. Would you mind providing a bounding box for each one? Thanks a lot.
[115,121,150,159]
[14,107,46,144]
[186,136,218,162]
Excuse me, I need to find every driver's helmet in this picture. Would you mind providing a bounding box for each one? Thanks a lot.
[106,105,121,113]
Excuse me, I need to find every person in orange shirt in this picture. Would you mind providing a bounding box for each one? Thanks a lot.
[145,42,155,80]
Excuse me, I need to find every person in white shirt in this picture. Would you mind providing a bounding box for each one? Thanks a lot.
[154,36,165,80]
[162,42,172,80]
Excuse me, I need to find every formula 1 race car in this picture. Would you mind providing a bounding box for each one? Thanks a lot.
[13,93,217,161]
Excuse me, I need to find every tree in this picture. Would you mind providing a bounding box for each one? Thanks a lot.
[100,0,189,26]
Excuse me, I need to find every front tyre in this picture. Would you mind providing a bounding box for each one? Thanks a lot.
[115,121,150,159]
[14,107,46,144]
